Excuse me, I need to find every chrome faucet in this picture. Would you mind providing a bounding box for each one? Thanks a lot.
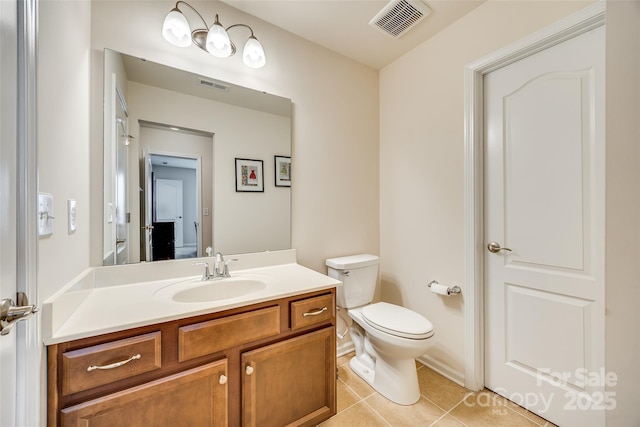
[213,252,224,278]
[194,252,236,280]
[213,252,236,278]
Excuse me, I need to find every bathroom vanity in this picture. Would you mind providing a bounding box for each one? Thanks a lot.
[43,250,339,427]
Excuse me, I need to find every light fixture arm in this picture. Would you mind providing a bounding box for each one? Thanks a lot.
[221,23,256,56]
[172,1,208,32]
[225,23,256,37]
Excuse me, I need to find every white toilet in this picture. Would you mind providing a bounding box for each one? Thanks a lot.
[326,254,434,405]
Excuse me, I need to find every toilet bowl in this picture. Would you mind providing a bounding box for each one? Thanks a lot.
[326,254,434,405]
[347,302,433,405]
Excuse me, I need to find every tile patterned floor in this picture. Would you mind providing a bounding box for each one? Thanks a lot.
[320,353,557,427]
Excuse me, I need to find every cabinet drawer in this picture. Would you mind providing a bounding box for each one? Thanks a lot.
[179,306,280,362]
[61,360,228,427]
[290,294,334,330]
[61,332,162,396]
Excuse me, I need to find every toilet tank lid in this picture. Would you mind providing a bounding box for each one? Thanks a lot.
[326,254,379,269]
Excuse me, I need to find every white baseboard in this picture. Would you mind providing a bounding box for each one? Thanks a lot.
[337,340,354,357]
[417,354,466,388]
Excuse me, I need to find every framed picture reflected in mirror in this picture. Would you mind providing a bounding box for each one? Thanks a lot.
[274,155,291,187]
[235,158,264,192]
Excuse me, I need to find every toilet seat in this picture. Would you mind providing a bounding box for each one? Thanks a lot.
[361,302,434,339]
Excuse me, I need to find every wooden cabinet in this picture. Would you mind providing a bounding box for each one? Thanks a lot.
[242,327,335,427]
[60,332,162,396]
[48,288,336,427]
[61,360,228,427]
[178,306,281,362]
[290,293,334,331]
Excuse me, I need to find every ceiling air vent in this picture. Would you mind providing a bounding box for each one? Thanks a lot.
[198,78,230,92]
[369,0,431,39]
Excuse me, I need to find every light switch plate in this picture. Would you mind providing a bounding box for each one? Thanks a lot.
[68,199,77,233]
[38,193,54,237]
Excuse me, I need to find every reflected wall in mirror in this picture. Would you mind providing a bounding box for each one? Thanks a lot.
[103,49,292,265]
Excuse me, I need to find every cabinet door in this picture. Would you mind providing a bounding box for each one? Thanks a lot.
[60,360,228,427]
[242,327,336,427]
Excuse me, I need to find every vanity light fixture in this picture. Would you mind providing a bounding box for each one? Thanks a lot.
[162,1,266,69]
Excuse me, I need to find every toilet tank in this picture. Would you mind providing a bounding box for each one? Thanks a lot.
[326,254,379,308]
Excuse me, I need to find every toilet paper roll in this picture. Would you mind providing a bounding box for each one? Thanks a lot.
[430,283,450,296]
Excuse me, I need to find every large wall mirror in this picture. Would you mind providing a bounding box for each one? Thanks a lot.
[103,49,292,265]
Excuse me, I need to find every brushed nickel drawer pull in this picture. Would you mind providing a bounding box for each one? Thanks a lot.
[302,307,328,317]
[87,354,141,372]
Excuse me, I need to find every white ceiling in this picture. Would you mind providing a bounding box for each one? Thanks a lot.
[221,0,485,69]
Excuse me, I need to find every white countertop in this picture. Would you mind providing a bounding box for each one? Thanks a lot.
[42,251,341,345]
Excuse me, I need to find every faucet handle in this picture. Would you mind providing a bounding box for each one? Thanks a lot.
[193,261,211,281]
[212,252,225,278]
[205,246,213,257]
[222,259,238,278]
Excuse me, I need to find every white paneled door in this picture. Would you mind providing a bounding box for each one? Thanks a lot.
[155,178,184,248]
[484,25,605,426]
[0,1,19,423]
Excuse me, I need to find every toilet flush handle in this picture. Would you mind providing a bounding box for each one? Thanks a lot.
[341,270,350,277]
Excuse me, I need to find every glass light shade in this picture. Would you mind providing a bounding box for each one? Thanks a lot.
[243,36,266,69]
[206,23,232,58]
[162,9,192,47]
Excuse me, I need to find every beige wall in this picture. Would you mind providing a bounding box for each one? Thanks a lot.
[38,0,92,301]
[604,1,640,425]
[38,1,379,301]
[380,0,639,421]
[379,0,594,380]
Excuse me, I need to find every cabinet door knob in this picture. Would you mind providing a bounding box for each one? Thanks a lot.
[246,365,254,375]
[219,374,228,385]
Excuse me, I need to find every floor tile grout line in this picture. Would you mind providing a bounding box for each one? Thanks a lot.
[336,377,370,414]
[361,394,394,427]
[440,397,472,427]
[419,391,463,415]
[428,408,464,427]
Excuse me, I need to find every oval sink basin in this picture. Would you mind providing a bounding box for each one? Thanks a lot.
[153,274,271,303]
[172,278,266,303]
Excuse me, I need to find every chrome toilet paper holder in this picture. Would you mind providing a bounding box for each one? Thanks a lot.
[428,280,461,295]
